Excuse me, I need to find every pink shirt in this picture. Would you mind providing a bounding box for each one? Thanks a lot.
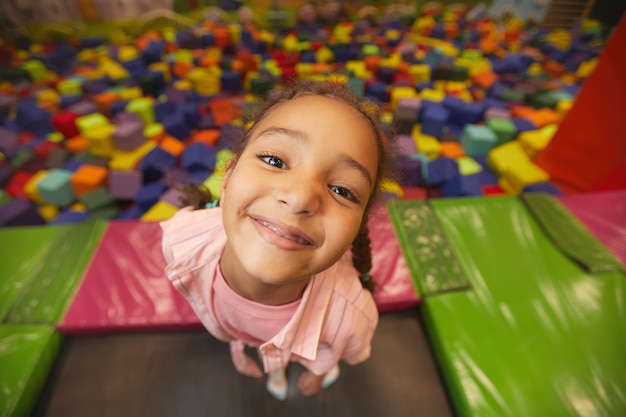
[160,207,379,375]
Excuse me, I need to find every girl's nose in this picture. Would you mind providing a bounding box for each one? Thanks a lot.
[276,174,323,215]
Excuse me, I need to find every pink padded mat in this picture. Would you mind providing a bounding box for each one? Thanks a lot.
[558,189,626,267]
[58,206,418,334]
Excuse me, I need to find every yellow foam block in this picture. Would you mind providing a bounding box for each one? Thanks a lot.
[346,60,369,78]
[419,88,445,102]
[203,172,225,200]
[556,99,572,115]
[500,162,549,195]
[411,128,441,160]
[109,140,157,171]
[409,64,431,85]
[149,62,171,83]
[141,200,179,221]
[38,204,59,222]
[315,46,334,63]
[25,170,49,204]
[390,86,418,108]
[380,179,403,198]
[456,156,482,176]
[282,34,299,52]
[75,113,109,135]
[518,127,555,160]
[118,87,143,101]
[57,79,83,96]
[487,140,530,176]
[70,202,87,212]
[295,63,315,79]
[84,124,116,158]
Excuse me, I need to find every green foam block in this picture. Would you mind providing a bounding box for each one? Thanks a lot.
[4,220,107,325]
[0,325,62,417]
[422,195,626,416]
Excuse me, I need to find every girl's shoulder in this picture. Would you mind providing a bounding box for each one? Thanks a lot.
[160,206,226,264]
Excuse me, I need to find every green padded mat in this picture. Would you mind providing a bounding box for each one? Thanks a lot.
[522,193,624,273]
[0,325,62,417]
[407,196,626,416]
[387,199,471,296]
[1,221,107,325]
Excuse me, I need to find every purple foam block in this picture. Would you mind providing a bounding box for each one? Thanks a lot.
[394,134,418,156]
[112,120,146,151]
[0,164,14,188]
[0,197,46,226]
[108,170,143,200]
[50,209,90,225]
[162,112,192,141]
[0,95,18,120]
[160,188,185,208]
[67,100,100,116]
[0,127,19,154]
[135,182,167,211]
[397,156,424,187]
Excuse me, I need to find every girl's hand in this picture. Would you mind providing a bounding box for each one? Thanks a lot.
[297,370,325,396]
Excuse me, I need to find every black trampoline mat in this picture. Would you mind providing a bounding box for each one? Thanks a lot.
[32,309,453,417]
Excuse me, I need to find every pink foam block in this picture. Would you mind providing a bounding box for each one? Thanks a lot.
[557,189,626,268]
[58,220,202,333]
[368,204,421,313]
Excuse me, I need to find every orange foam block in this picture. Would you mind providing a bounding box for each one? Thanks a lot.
[192,129,220,147]
[525,108,561,128]
[471,71,498,90]
[209,98,242,127]
[70,164,108,197]
[439,142,465,158]
[159,136,185,157]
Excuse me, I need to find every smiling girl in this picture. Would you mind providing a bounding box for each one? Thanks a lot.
[160,79,392,399]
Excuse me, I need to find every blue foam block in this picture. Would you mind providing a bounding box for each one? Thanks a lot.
[522,182,563,195]
[135,182,168,211]
[181,142,218,171]
[162,112,191,141]
[421,106,449,138]
[50,209,90,224]
[140,147,177,182]
[426,157,459,186]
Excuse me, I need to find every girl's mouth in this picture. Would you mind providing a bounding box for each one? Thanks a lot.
[253,218,316,248]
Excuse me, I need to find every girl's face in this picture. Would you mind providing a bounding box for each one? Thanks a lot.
[219,95,379,298]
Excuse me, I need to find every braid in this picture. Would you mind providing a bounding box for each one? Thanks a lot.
[177,182,215,210]
[351,220,375,292]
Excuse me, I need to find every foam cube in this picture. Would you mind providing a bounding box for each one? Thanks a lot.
[70,164,108,197]
[112,120,146,151]
[0,197,46,226]
[486,117,517,145]
[36,169,74,207]
[162,112,192,141]
[75,113,109,135]
[499,162,550,195]
[141,200,179,221]
[427,157,460,186]
[421,106,449,138]
[135,182,167,211]
[49,209,89,224]
[461,124,498,157]
[0,127,19,156]
[108,169,142,200]
[84,124,116,158]
[5,170,32,198]
[487,140,530,176]
[182,142,218,172]
[126,97,154,126]
[79,187,114,211]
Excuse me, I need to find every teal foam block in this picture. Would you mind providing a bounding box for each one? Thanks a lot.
[0,325,62,417]
[418,196,626,416]
[460,124,498,156]
[35,169,74,207]
[3,221,108,325]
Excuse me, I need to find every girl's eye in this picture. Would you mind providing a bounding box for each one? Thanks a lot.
[260,155,286,169]
[330,185,359,203]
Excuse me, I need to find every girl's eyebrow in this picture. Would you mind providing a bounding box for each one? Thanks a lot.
[257,127,373,188]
